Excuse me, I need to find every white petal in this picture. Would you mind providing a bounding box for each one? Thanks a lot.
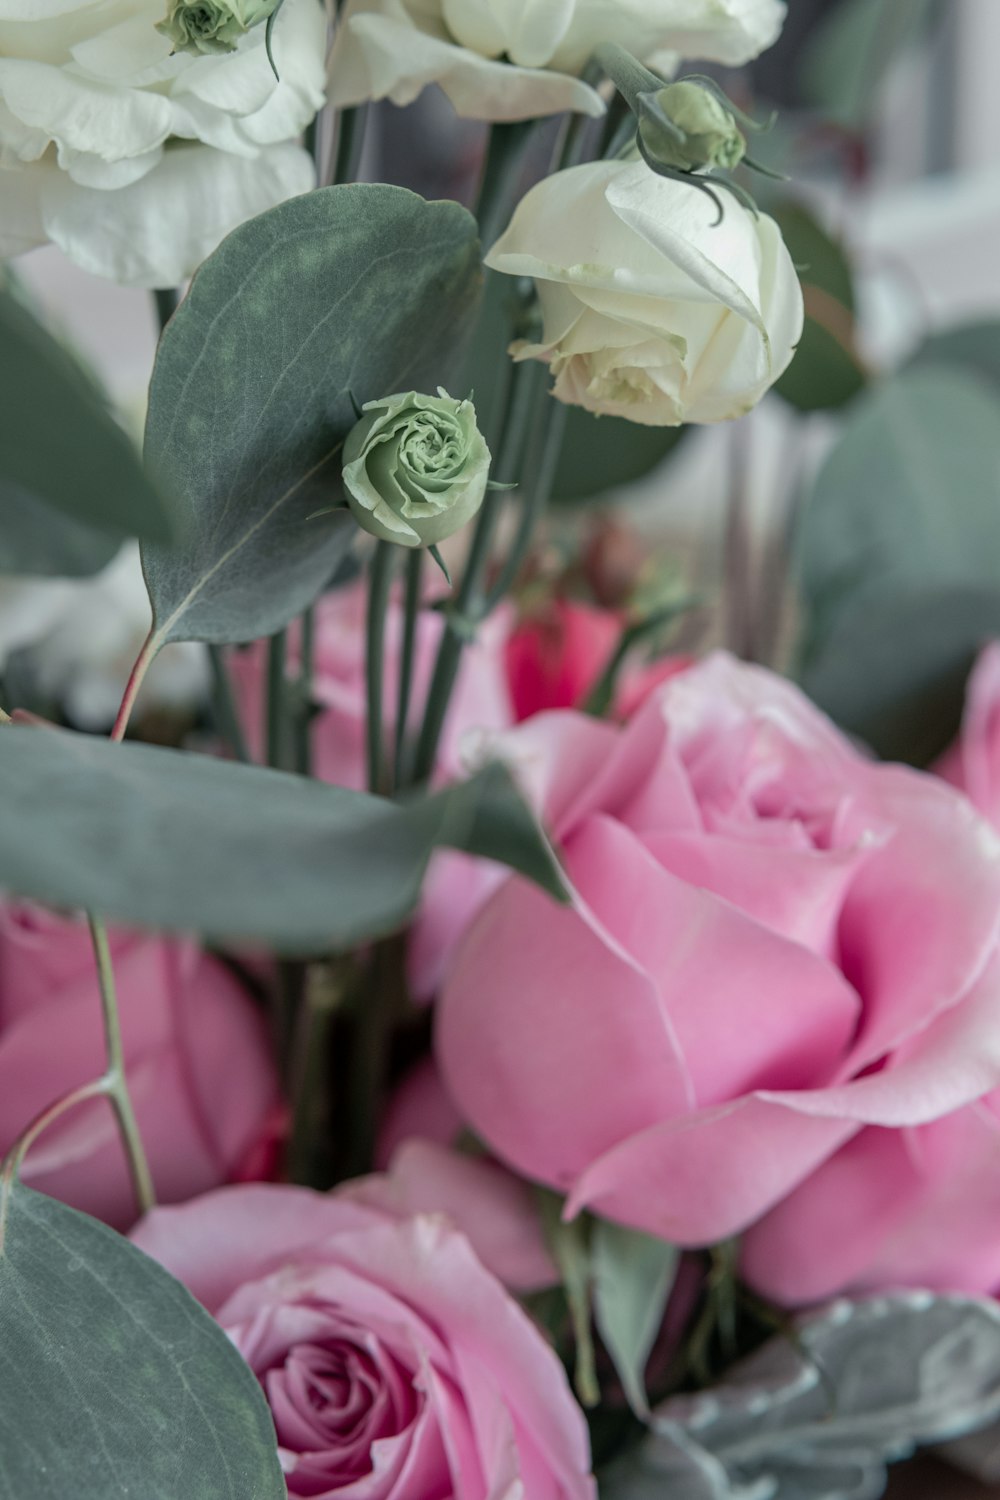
[330,0,604,119]
[441,0,576,68]
[0,57,172,161]
[16,141,315,287]
[0,162,46,253]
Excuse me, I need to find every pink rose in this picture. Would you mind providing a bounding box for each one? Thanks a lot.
[436,654,1000,1246]
[740,1092,1000,1306]
[936,642,1000,825]
[229,579,514,789]
[0,904,279,1229]
[735,643,1000,1306]
[133,1184,595,1500]
[504,598,688,721]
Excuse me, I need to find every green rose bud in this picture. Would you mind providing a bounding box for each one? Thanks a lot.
[639,80,746,173]
[342,389,491,549]
[156,0,279,56]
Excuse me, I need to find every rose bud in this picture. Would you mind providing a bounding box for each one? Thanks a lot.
[157,0,281,55]
[639,80,747,173]
[342,388,492,548]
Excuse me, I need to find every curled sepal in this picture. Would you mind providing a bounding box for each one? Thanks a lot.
[342,389,491,549]
[157,0,280,56]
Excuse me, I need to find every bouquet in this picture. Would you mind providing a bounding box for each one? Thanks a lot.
[3,2,1000,1497]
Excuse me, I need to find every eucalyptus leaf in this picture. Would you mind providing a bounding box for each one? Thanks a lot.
[910,320,1000,391]
[0,288,174,550]
[770,202,864,413]
[0,1185,284,1499]
[606,1294,1000,1500]
[798,364,1000,643]
[0,726,564,950]
[0,488,118,579]
[141,184,481,649]
[800,586,1000,765]
[592,1220,679,1418]
[552,408,686,505]
[798,0,939,128]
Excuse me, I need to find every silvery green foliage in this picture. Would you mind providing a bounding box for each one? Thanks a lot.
[602,1294,1000,1500]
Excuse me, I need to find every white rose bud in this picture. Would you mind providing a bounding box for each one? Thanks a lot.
[342,390,491,548]
[640,81,747,172]
[484,157,803,427]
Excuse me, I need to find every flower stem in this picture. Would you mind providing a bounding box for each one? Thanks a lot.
[411,359,538,784]
[208,644,250,763]
[366,541,396,794]
[265,629,288,769]
[88,914,156,1215]
[111,628,159,742]
[475,120,537,250]
[153,286,179,331]
[293,604,316,776]
[333,103,369,187]
[394,548,423,784]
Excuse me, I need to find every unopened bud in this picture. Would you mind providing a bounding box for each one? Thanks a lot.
[639,81,746,173]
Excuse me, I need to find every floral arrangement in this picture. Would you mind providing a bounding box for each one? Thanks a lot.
[3,2,1000,1498]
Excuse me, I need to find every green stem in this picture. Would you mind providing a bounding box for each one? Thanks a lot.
[345,937,405,1178]
[207,644,250,763]
[294,604,316,776]
[88,915,156,1215]
[153,286,179,331]
[366,541,396,794]
[411,361,538,784]
[394,548,422,784]
[594,42,664,113]
[265,629,288,769]
[484,394,566,610]
[333,103,369,187]
[475,120,537,249]
[287,960,345,1187]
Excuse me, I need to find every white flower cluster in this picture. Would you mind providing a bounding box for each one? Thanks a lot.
[0,0,326,286]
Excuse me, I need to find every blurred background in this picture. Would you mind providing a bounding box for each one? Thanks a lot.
[4,0,1000,751]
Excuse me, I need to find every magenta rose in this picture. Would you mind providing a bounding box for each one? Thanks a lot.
[0,903,278,1229]
[436,654,1000,1246]
[504,598,689,722]
[228,578,514,789]
[132,1184,595,1500]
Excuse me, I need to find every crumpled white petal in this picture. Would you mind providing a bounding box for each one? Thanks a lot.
[1,141,315,288]
[329,0,785,120]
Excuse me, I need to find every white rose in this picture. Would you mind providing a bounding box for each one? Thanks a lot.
[484,157,803,426]
[329,0,785,121]
[0,0,326,287]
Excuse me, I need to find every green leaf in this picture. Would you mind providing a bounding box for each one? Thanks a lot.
[0,489,118,579]
[537,1191,599,1409]
[799,365,1000,637]
[801,586,1000,766]
[770,202,866,413]
[799,0,939,128]
[0,1185,284,1499]
[796,364,1000,759]
[0,288,175,551]
[141,185,482,649]
[0,727,564,951]
[606,1293,1000,1500]
[591,1220,679,1419]
[552,407,687,504]
[910,320,1000,391]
